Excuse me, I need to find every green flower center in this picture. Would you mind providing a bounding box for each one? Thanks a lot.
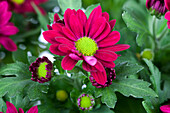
[11,0,25,5]
[80,96,92,108]
[37,62,48,79]
[75,37,98,56]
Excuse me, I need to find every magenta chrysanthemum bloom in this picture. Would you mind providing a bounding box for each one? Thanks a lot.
[160,105,170,113]
[146,0,168,17]
[0,101,38,113]
[165,0,170,29]
[29,56,53,83]
[0,1,19,51]
[89,68,116,88]
[43,6,130,85]
[3,0,48,15]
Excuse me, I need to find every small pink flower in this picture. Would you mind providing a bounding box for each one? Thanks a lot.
[160,105,170,113]
[43,6,130,85]
[0,101,38,113]
[165,0,170,29]
[0,1,19,51]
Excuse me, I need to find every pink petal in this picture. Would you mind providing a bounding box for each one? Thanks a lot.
[61,55,78,70]
[102,12,109,22]
[0,12,12,26]
[165,0,170,10]
[109,19,116,30]
[84,56,97,66]
[160,105,170,113]
[0,25,18,36]
[165,11,170,20]
[43,30,62,44]
[64,9,76,29]
[91,67,107,85]
[82,61,97,72]
[0,112,3,113]
[52,23,63,32]
[69,53,82,60]
[6,101,18,113]
[98,59,115,68]
[62,27,77,41]
[167,21,170,29]
[95,22,111,42]
[54,13,60,22]
[98,31,120,47]
[85,6,102,36]
[103,44,130,52]
[18,108,24,113]
[69,14,84,38]
[27,106,38,113]
[58,44,73,53]
[49,44,67,56]
[0,37,17,51]
[89,17,106,39]
[94,49,118,61]
[77,9,87,27]
[55,37,74,47]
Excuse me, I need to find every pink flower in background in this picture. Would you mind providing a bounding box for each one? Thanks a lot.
[0,1,19,51]
[160,105,170,113]
[3,0,48,15]
[165,0,170,29]
[0,101,38,113]
[43,6,130,85]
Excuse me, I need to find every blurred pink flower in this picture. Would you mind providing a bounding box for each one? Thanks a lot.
[43,6,130,85]
[0,101,38,113]
[0,1,19,51]
[160,105,170,113]
[165,0,170,29]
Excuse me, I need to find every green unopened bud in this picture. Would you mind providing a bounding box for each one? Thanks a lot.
[56,90,68,101]
[141,49,154,60]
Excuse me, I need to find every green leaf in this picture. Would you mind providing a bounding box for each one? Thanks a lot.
[0,98,6,112]
[12,49,28,64]
[136,32,148,47]
[88,105,115,113]
[85,4,100,18]
[31,2,48,30]
[112,78,158,98]
[58,0,82,13]
[95,87,117,108]
[115,62,143,79]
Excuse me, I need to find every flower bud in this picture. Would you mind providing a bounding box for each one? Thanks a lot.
[56,90,68,101]
[141,49,154,60]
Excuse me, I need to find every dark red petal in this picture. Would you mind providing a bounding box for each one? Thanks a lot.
[94,61,105,72]
[165,0,170,10]
[98,59,115,68]
[43,30,61,44]
[103,44,130,52]
[77,9,87,27]
[62,27,77,41]
[69,14,84,38]
[102,12,109,22]
[27,106,38,113]
[6,101,18,113]
[58,44,73,53]
[49,44,67,56]
[0,37,17,51]
[95,22,111,42]
[109,19,116,30]
[85,6,102,36]
[98,31,120,47]
[64,9,76,29]
[91,69,107,85]
[18,108,24,113]
[61,55,78,70]
[54,13,60,22]
[94,49,118,61]
[89,17,106,39]
[82,61,97,72]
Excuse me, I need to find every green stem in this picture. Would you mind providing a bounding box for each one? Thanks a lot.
[158,27,169,41]
[152,16,159,52]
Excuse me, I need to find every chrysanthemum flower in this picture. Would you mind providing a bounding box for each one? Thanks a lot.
[89,68,116,88]
[0,101,38,113]
[165,0,170,29]
[3,0,47,14]
[43,6,130,85]
[0,1,19,51]
[146,0,168,17]
[160,105,170,113]
[29,56,53,83]
[77,94,95,111]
